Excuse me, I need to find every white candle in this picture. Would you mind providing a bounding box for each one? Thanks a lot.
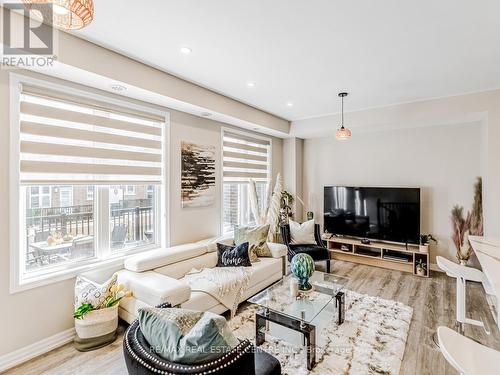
[290,278,299,297]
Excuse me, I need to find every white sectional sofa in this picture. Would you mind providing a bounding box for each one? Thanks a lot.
[116,236,287,323]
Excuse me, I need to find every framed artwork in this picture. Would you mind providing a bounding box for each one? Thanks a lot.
[181,141,216,208]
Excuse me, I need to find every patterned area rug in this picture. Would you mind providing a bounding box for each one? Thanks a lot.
[229,291,412,375]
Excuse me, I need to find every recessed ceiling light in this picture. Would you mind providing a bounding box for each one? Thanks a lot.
[180,47,192,54]
[286,102,293,107]
[110,84,127,92]
[201,112,212,117]
[247,82,256,88]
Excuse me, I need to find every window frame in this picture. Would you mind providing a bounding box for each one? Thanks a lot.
[27,186,52,209]
[9,73,170,293]
[124,185,136,196]
[59,185,74,207]
[220,127,272,235]
[86,185,94,201]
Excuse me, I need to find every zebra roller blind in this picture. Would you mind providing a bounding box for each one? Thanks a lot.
[19,84,165,185]
[222,130,271,182]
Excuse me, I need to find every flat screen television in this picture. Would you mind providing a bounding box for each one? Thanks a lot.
[323,186,421,245]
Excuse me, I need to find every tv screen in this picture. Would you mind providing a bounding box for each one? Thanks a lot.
[323,186,421,244]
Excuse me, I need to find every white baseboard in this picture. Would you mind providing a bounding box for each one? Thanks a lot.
[0,328,75,373]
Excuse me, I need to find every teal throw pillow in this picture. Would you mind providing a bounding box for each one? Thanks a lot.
[138,307,239,364]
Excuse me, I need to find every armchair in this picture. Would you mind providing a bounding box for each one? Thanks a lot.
[280,223,331,273]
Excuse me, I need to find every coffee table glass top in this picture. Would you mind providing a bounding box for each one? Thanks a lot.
[248,271,349,323]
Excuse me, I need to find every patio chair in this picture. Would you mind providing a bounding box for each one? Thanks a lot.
[111,225,128,249]
[72,236,94,259]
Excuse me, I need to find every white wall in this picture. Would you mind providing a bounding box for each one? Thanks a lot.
[292,89,500,238]
[302,122,482,263]
[0,72,282,362]
[282,138,304,221]
[169,110,282,245]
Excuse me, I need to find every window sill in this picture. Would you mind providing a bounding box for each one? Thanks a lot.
[10,245,160,294]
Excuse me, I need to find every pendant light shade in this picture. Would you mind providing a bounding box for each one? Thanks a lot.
[335,126,352,140]
[23,0,94,30]
[335,92,351,141]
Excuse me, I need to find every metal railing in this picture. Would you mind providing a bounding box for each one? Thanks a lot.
[26,203,154,243]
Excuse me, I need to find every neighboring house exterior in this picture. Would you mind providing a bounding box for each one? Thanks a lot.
[26,185,154,209]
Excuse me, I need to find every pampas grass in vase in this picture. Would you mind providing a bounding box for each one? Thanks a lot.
[267,173,283,242]
[451,205,472,265]
[470,177,484,237]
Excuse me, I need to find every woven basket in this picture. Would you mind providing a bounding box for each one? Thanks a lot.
[75,304,118,339]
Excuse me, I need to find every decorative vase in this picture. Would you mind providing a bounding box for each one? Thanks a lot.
[416,267,426,276]
[459,259,468,266]
[290,253,315,291]
[74,304,118,351]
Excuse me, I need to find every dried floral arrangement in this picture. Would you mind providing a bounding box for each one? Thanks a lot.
[451,177,483,263]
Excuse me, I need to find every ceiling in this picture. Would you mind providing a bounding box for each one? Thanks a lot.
[72,0,500,122]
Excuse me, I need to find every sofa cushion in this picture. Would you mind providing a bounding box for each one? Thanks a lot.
[267,242,288,258]
[154,252,218,279]
[124,243,208,272]
[180,290,221,312]
[198,234,234,253]
[248,257,282,287]
[117,270,191,307]
[138,307,239,364]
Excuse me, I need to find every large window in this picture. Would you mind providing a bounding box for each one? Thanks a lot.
[109,185,157,252]
[12,77,166,288]
[222,129,271,233]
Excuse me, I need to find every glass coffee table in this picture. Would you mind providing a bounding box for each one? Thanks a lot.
[248,271,348,370]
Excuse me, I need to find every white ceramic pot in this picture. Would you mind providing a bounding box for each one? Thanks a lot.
[416,267,426,276]
[75,304,118,339]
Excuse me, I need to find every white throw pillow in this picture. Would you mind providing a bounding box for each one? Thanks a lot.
[289,219,316,245]
[74,274,117,309]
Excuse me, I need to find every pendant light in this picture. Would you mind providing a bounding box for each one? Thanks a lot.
[335,92,352,140]
[23,0,94,30]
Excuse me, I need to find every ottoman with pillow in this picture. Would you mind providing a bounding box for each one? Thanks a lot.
[123,304,281,375]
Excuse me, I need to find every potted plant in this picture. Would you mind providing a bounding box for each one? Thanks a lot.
[419,233,437,252]
[415,259,427,276]
[74,284,132,351]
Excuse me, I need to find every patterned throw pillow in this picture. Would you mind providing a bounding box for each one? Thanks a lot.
[74,274,117,309]
[234,225,271,261]
[139,307,239,364]
[289,219,316,244]
[216,242,252,267]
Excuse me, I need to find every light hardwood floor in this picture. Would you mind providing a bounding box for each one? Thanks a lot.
[3,260,500,375]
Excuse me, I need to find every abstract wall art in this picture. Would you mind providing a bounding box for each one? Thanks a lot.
[181,141,216,208]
